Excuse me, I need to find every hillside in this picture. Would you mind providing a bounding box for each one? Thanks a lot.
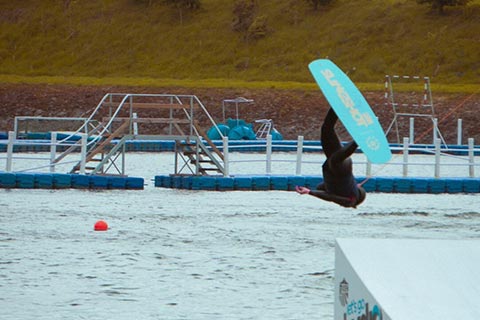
[1,1,478,144]
[1,0,479,85]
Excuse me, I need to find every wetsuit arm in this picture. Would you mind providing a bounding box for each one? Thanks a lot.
[308,190,356,208]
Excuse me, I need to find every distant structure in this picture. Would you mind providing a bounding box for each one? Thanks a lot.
[384,75,446,145]
[207,97,283,141]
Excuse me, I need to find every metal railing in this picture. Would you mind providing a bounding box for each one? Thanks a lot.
[3,93,226,175]
[1,134,478,178]
[1,131,88,173]
[217,136,479,178]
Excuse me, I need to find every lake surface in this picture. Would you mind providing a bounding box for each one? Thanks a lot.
[1,153,479,319]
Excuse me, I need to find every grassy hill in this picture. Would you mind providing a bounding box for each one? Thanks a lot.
[0,0,479,89]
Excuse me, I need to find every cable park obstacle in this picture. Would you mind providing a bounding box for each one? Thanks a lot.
[206,97,283,141]
[384,74,447,146]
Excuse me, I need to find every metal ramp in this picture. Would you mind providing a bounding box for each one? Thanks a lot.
[15,94,227,176]
[335,239,480,319]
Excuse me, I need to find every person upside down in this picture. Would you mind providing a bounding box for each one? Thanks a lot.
[296,107,366,208]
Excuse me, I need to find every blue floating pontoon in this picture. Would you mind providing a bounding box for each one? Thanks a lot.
[153,174,480,194]
[0,172,144,190]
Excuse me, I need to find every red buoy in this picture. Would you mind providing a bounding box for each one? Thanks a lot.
[94,220,108,231]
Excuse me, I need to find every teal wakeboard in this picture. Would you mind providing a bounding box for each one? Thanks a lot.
[309,59,392,164]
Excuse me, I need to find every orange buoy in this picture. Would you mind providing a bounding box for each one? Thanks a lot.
[94,220,108,231]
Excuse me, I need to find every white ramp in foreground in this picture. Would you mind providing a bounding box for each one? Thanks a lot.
[335,238,480,320]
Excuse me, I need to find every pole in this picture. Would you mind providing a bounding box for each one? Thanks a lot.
[434,138,441,178]
[266,134,272,174]
[80,133,87,174]
[50,132,57,173]
[403,137,409,177]
[366,158,372,177]
[6,131,14,172]
[133,113,138,136]
[223,136,229,177]
[296,136,303,175]
[409,117,415,144]
[468,138,474,178]
[457,119,462,145]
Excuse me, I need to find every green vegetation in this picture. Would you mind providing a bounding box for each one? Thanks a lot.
[0,0,479,90]
[2,74,479,94]
[416,0,473,14]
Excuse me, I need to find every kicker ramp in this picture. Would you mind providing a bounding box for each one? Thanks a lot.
[335,238,480,319]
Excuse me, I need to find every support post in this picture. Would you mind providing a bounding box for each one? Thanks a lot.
[133,113,138,135]
[50,132,57,173]
[434,138,441,178]
[121,142,126,176]
[468,138,474,178]
[409,117,415,144]
[6,131,14,172]
[266,134,272,174]
[296,135,304,175]
[195,140,200,175]
[129,95,133,135]
[223,136,229,177]
[433,118,438,145]
[366,158,372,177]
[174,142,179,175]
[169,96,174,135]
[403,137,409,177]
[80,133,87,174]
[189,98,194,136]
[457,119,463,145]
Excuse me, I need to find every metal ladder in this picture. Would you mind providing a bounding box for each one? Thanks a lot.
[255,119,273,139]
[69,120,131,175]
[68,93,227,176]
[14,93,227,176]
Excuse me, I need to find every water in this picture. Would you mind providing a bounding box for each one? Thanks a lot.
[1,154,480,320]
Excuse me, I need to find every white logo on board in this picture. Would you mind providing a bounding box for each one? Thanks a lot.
[366,136,381,151]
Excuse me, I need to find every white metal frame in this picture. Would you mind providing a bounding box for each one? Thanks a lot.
[384,75,447,146]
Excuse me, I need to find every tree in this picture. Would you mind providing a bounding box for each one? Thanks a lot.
[164,0,200,9]
[231,0,268,41]
[416,0,472,14]
[131,0,155,6]
[305,0,334,11]
[246,15,268,40]
[132,0,200,9]
[232,0,257,33]
[163,0,201,24]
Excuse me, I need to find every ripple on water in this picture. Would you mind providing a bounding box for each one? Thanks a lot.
[358,210,430,217]
[444,211,480,219]
[1,184,479,320]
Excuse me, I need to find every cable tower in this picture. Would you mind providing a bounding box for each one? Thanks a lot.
[384,75,446,145]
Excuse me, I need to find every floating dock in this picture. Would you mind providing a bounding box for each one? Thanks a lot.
[335,238,480,319]
[154,174,480,193]
[0,172,144,190]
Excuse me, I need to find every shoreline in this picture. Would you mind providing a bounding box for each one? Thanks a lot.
[1,83,478,142]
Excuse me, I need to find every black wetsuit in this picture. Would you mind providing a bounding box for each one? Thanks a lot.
[308,108,363,208]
